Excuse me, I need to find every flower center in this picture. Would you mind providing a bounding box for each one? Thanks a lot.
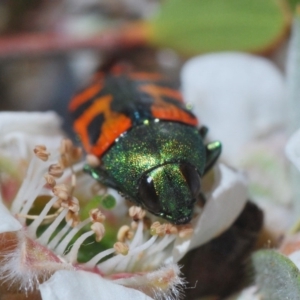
[7,139,194,276]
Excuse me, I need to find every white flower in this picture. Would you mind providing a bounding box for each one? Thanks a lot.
[227,286,260,300]
[181,52,286,163]
[0,111,247,299]
[181,52,293,241]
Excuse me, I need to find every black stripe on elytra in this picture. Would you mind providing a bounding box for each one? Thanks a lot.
[70,87,108,122]
[105,74,155,125]
[71,101,94,123]
[86,113,105,146]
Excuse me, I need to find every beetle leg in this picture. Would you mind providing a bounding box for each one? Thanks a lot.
[84,164,119,189]
[198,126,209,139]
[198,191,206,206]
[204,141,222,174]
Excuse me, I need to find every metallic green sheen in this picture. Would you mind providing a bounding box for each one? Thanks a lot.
[101,121,206,200]
[148,164,194,221]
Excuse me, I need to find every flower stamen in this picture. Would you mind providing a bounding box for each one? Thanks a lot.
[91,222,105,242]
[65,211,80,227]
[66,231,95,263]
[25,196,59,236]
[61,196,80,213]
[54,218,90,256]
[117,225,133,242]
[114,242,129,256]
[178,225,193,239]
[52,184,69,201]
[44,174,56,188]
[48,163,63,178]
[129,206,146,221]
[37,208,69,246]
[33,145,50,161]
[1,136,188,298]
[86,154,101,167]
[89,208,106,223]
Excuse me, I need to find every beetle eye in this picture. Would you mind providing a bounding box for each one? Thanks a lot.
[138,175,161,213]
[180,163,201,199]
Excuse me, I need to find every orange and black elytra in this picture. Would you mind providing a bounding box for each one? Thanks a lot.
[69,65,221,225]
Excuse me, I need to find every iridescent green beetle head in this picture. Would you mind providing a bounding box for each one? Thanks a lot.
[138,163,201,225]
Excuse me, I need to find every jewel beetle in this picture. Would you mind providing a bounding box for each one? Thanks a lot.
[69,65,221,225]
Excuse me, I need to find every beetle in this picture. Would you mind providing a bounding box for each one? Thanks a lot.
[69,65,221,225]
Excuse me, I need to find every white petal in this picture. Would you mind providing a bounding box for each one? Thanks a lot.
[228,286,260,300]
[173,164,248,262]
[288,250,300,270]
[0,111,63,136]
[113,264,183,300]
[0,111,64,159]
[181,52,286,162]
[0,195,22,233]
[286,128,300,172]
[39,270,153,300]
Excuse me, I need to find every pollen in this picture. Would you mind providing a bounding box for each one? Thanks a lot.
[48,163,64,178]
[89,208,106,223]
[65,211,81,227]
[129,206,146,221]
[60,138,73,154]
[61,196,80,213]
[178,225,193,239]
[150,221,166,237]
[52,198,63,209]
[44,174,56,188]
[52,184,70,201]
[114,242,129,255]
[117,225,133,242]
[91,222,105,242]
[165,223,178,235]
[33,145,50,161]
[86,154,101,167]
[59,139,82,168]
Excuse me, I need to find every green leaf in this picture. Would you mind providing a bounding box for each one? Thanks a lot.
[288,0,300,10]
[148,0,291,55]
[252,250,300,299]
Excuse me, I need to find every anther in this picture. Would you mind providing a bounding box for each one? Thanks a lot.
[48,164,64,178]
[70,147,83,162]
[114,242,129,255]
[52,198,63,209]
[60,139,73,155]
[34,145,46,151]
[165,224,178,235]
[52,184,69,200]
[150,221,166,236]
[33,145,50,161]
[178,225,193,239]
[65,211,80,227]
[86,154,101,167]
[117,225,133,242]
[129,206,146,221]
[61,197,80,213]
[89,208,106,223]
[44,174,56,188]
[91,222,105,242]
